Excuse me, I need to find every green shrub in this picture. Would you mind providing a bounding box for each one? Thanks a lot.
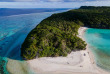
[21,6,110,60]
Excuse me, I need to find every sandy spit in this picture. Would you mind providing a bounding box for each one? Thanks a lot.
[7,27,109,74]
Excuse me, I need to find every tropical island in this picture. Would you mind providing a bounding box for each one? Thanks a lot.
[21,6,110,60]
[4,6,110,74]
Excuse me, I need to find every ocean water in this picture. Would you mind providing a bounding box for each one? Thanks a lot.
[84,28,110,71]
[0,9,69,74]
[0,8,70,16]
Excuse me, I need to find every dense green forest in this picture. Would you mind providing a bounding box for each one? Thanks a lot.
[21,6,110,60]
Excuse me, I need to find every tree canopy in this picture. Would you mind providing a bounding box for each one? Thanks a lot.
[21,6,110,60]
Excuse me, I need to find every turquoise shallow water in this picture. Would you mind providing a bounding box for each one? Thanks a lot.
[0,9,68,73]
[84,28,110,71]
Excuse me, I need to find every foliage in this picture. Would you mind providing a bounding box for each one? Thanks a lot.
[21,6,110,60]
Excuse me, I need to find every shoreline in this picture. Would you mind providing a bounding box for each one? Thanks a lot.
[26,27,109,74]
[78,27,95,64]
[78,27,109,74]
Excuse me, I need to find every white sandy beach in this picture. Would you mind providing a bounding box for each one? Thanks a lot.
[7,27,109,74]
[26,27,109,74]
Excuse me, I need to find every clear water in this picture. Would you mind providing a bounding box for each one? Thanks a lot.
[84,28,110,71]
[0,12,56,59]
[0,9,69,74]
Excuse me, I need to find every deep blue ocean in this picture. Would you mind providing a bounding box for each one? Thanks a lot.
[1,8,110,73]
[0,8,70,74]
[84,28,110,71]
